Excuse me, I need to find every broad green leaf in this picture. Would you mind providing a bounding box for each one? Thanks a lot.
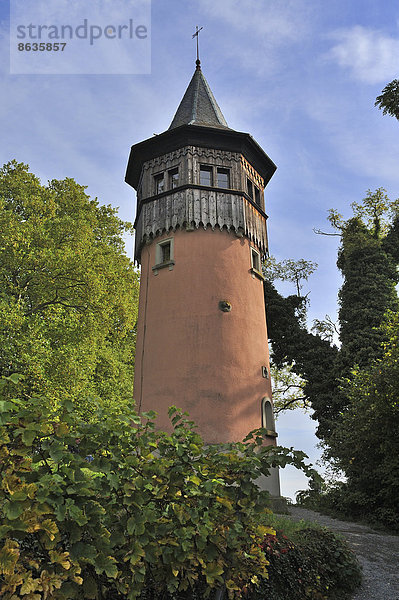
[0,540,19,575]
[6,373,24,385]
[20,577,39,595]
[4,500,24,520]
[0,525,12,539]
[203,561,224,584]
[49,443,65,463]
[49,550,71,570]
[70,542,97,562]
[41,519,59,541]
[129,541,145,566]
[189,475,201,486]
[94,554,118,578]
[10,490,27,502]
[216,496,233,510]
[22,428,37,445]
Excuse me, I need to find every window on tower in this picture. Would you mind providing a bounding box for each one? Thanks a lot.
[250,247,264,281]
[216,167,230,188]
[254,186,260,206]
[160,241,171,262]
[152,237,175,275]
[200,165,213,186]
[251,247,261,272]
[154,173,165,194]
[261,397,276,434]
[168,167,179,189]
[247,178,254,200]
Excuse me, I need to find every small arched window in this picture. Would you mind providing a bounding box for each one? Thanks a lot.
[261,397,276,433]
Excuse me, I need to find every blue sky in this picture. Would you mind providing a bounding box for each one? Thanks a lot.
[1,0,399,500]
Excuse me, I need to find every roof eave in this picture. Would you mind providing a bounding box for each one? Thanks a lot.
[125,124,277,190]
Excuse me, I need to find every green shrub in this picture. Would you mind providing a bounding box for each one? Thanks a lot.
[0,375,315,600]
[249,526,361,600]
[297,477,399,532]
[294,528,362,599]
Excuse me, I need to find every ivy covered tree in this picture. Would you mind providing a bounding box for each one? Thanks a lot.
[263,278,339,438]
[337,220,398,365]
[328,189,399,375]
[316,312,399,529]
[263,257,340,436]
[267,189,399,525]
[0,160,139,417]
[265,189,399,442]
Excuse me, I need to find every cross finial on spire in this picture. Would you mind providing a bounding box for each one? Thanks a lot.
[192,25,203,68]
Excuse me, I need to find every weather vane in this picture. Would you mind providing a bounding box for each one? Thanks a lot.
[192,25,203,64]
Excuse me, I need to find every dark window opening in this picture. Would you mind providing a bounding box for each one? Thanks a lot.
[160,241,171,263]
[154,173,164,194]
[200,165,213,186]
[254,186,260,205]
[261,398,276,432]
[247,178,254,200]
[169,168,179,189]
[217,168,230,188]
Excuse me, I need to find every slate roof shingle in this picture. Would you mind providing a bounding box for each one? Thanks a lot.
[169,62,229,131]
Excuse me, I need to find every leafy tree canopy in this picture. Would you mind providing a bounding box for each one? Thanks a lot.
[265,188,399,441]
[269,362,308,416]
[0,160,140,417]
[271,189,399,527]
[375,78,399,121]
[263,256,318,298]
[328,187,399,237]
[263,256,323,417]
[312,312,399,529]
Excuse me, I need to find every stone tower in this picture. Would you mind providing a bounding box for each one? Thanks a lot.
[126,61,279,484]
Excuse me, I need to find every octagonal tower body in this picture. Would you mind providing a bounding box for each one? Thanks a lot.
[126,64,279,462]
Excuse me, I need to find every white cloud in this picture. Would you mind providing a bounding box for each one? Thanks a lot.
[197,0,313,76]
[199,0,308,42]
[301,81,399,185]
[328,25,399,84]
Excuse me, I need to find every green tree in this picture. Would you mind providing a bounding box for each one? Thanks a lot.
[263,254,340,434]
[269,363,308,416]
[264,278,340,438]
[375,79,399,121]
[263,257,318,299]
[317,312,399,529]
[265,189,399,442]
[329,189,399,371]
[336,219,398,367]
[263,190,399,527]
[0,161,139,416]
[263,256,326,418]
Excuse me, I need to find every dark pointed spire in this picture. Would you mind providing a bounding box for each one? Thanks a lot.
[169,64,229,130]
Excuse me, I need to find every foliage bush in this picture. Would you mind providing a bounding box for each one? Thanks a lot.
[0,375,317,600]
[250,525,361,600]
[297,313,399,532]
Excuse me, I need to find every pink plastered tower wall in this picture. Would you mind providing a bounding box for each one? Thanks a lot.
[134,226,275,444]
[126,63,279,471]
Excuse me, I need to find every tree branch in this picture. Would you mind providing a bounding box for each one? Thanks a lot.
[24,294,88,316]
[313,228,341,237]
[274,383,304,394]
[274,396,310,415]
